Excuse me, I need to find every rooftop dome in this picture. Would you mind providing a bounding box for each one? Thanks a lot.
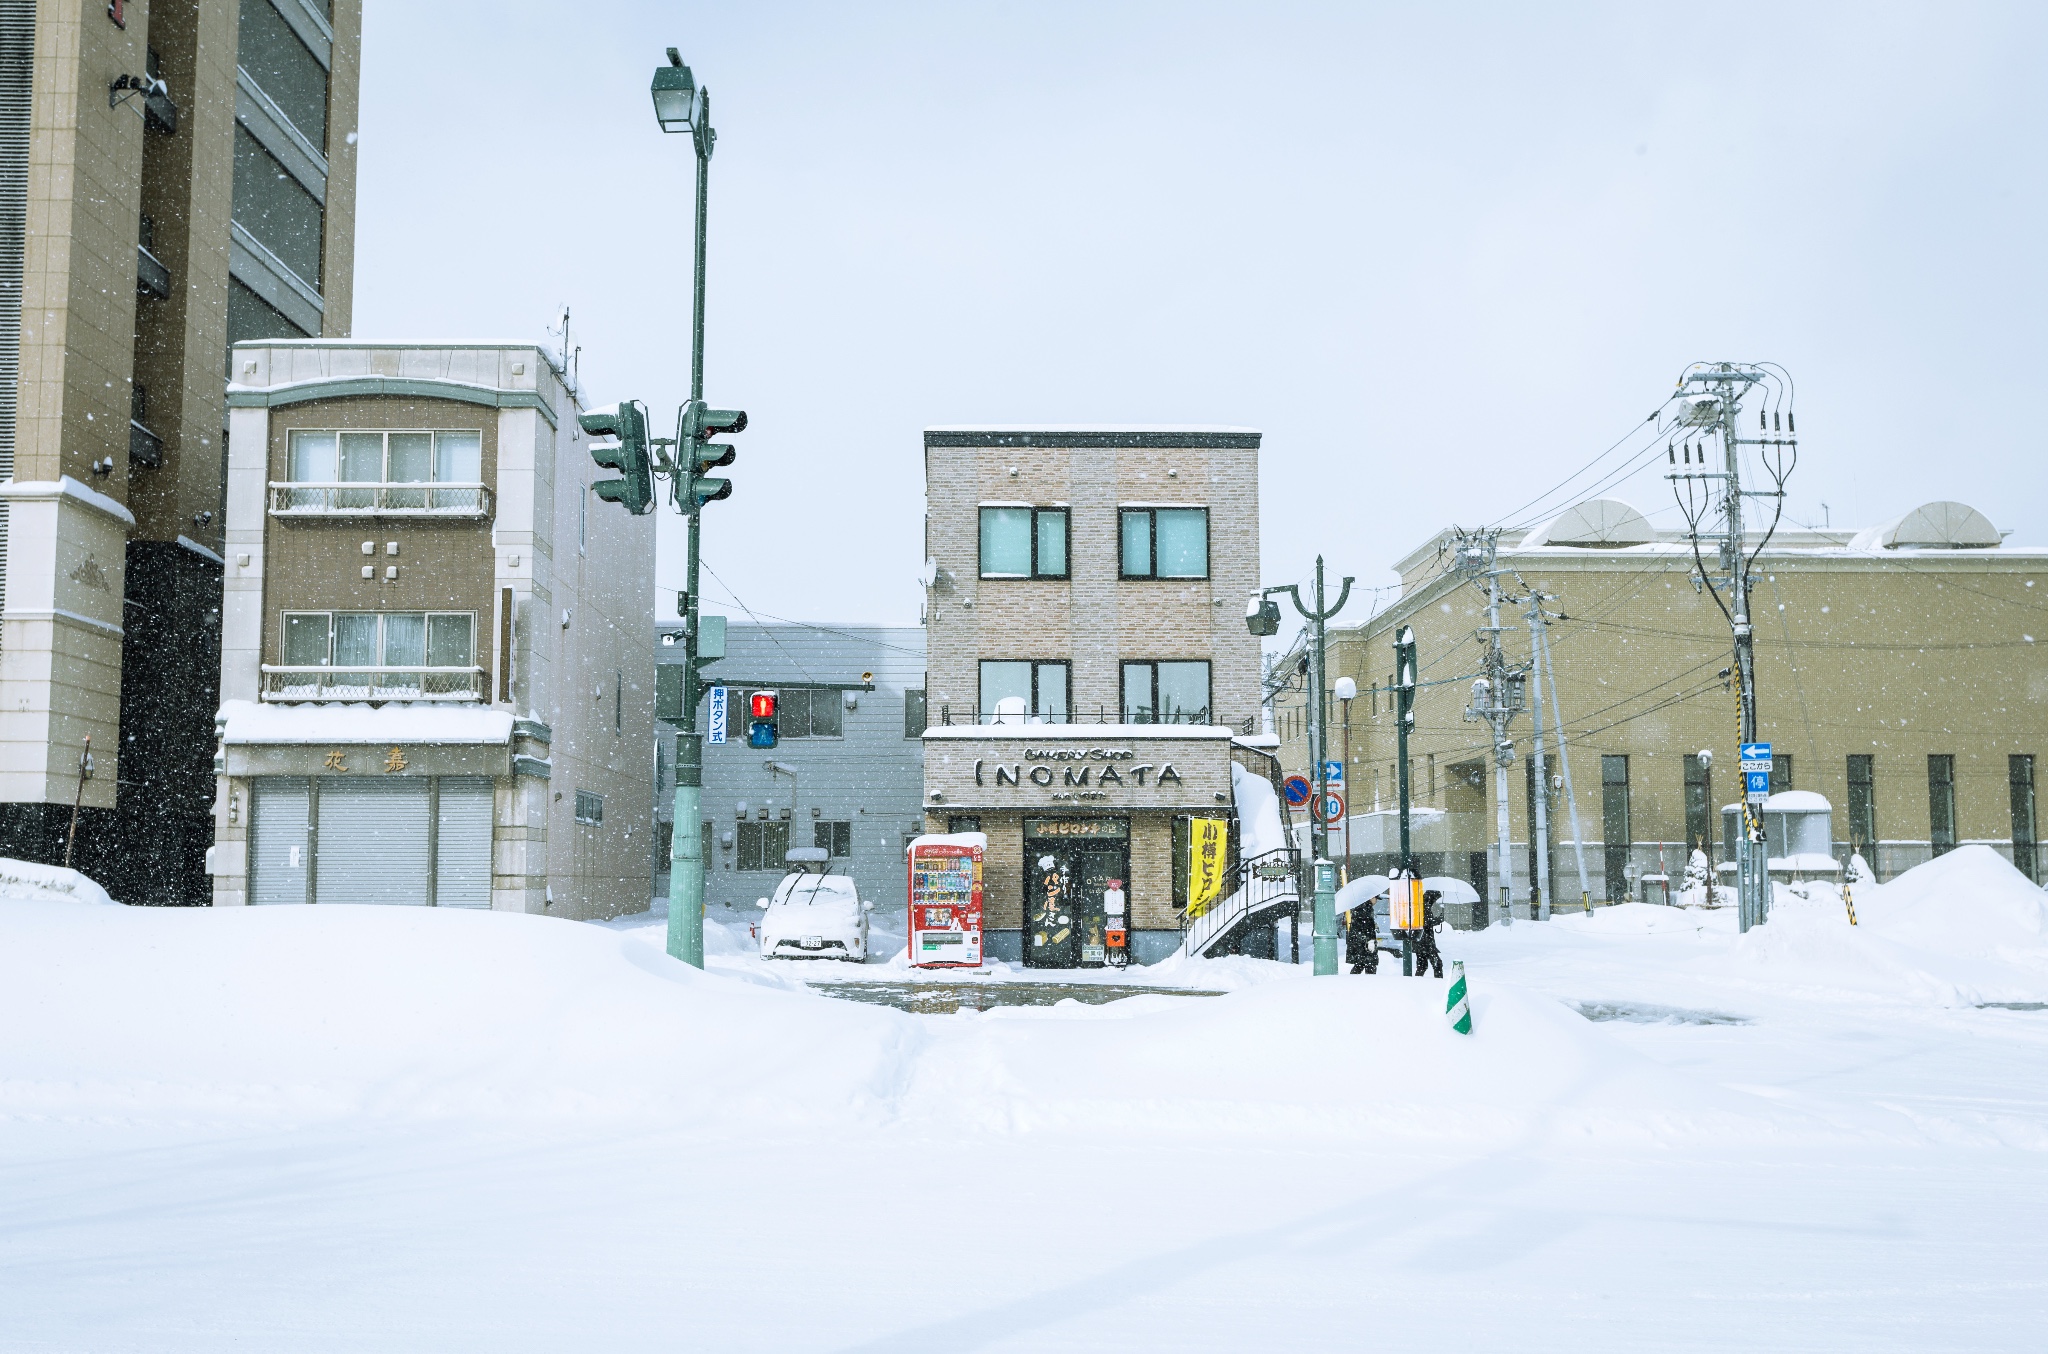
[1523,498,1655,548]
[1877,501,2000,549]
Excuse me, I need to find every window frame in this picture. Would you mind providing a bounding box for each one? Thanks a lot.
[904,688,928,739]
[1683,753,1713,856]
[1847,754,1876,856]
[285,428,484,485]
[737,820,790,871]
[978,660,1071,724]
[1118,506,1210,581]
[1120,659,1213,725]
[814,820,852,858]
[1928,754,1957,857]
[1601,754,1631,903]
[573,790,604,825]
[978,506,1070,580]
[278,610,478,668]
[2012,755,2039,884]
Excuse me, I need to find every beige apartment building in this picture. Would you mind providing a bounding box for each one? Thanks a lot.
[919,426,1290,965]
[1277,496,2046,910]
[208,341,655,918]
[0,0,359,903]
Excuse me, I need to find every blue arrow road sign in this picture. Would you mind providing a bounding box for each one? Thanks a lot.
[1322,760,1344,785]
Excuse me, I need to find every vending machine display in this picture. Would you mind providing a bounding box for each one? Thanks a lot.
[908,832,985,968]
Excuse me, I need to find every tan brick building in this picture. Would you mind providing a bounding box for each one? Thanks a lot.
[0,0,360,902]
[919,426,1275,965]
[1277,496,2047,910]
[207,341,655,919]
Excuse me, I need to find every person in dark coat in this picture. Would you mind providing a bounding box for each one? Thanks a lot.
[1344,897,1379,975]
[1410,888,1445,978]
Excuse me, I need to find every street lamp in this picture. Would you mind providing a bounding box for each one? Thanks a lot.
[647,46,733,970]
[1333,676,1356,884]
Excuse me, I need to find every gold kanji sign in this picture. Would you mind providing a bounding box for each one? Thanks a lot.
[323,749,349,773]
[385,746,409,773]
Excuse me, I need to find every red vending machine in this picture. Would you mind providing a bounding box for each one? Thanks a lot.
[908,832,985,968]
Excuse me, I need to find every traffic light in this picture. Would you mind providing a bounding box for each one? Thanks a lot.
[1394,625,1418,727]
[681,400,747,509]
[579,401,654,515]
[748,689,779,748]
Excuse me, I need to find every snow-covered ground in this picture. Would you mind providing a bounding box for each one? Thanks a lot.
[4,848,2046,1350]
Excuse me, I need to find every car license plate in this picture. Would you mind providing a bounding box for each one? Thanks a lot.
[801,936,823,949]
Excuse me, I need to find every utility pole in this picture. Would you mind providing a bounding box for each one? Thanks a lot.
[1666,363,1797,932]
[1452,530,1523,926]
[1524,591,1553,921]
[1532,601,1592,911]
[1257,557,1352,976]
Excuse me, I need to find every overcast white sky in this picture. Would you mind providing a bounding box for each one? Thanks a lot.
[353,2,2048,629]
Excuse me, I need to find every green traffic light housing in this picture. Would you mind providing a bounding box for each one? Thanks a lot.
[580,400,654,515]
[679,400,747,510]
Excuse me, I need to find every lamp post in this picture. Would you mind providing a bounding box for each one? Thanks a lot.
[651,48,716,968]
[1252,556,1353,975]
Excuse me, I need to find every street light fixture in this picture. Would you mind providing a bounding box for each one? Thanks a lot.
[650,49,697,132]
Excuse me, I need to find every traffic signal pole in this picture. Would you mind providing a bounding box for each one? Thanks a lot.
[666,68,718,969]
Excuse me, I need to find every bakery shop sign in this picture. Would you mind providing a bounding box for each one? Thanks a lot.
[971,746,1184,803]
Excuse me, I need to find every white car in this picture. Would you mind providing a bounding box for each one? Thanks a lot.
[758,850,872,962]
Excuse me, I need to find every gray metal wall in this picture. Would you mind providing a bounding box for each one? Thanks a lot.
[655,623,926,921]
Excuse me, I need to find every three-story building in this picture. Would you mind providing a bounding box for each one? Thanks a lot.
[919,425,1273,966]
[207,341,654,918]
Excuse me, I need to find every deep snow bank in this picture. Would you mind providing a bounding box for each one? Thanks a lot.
[0,856,116,907]
[0,897,1786,1147]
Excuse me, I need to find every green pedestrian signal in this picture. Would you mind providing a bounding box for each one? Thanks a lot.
[579,400,654,515]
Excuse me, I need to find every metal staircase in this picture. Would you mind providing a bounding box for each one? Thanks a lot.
[1179,847,1304,958]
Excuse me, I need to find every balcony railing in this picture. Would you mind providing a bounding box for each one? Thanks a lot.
[932,704,1258,735]
[268,482,494,518]
[259,665,487,703]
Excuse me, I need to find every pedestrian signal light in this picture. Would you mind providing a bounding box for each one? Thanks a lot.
[748,690,778,748]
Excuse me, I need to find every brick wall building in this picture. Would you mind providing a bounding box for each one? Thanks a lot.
[919,426,1266,965]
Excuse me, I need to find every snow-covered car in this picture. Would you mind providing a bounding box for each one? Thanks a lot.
[757,849,872,961]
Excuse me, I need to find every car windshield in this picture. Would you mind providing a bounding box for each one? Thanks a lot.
[772,874,859,907]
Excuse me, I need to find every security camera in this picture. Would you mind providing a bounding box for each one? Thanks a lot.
[1697,748,1713,770]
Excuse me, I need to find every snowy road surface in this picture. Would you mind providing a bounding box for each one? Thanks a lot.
[4,847,2046,1351]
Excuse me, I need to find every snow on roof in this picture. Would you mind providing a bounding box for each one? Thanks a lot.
[220,699,515,745]
[1763,790,1832,812]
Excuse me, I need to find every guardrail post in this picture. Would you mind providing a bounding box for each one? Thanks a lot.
[1313,856,1338,975]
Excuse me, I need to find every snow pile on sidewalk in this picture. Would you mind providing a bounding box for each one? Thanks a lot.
[1733,845,2048,1006]
[0,856,116,907]
[2,893,1776,1149]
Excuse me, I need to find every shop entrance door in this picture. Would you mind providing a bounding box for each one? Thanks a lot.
[1024,820,1130,969]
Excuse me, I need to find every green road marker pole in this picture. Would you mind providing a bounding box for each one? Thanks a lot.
[1447,960,1472,1034]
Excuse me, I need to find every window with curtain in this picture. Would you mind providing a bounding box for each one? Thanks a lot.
[1119,507,1208,579]
[287,429,483,484]
[280,612,475,668]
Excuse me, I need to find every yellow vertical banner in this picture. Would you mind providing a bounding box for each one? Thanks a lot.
[1185,817,1230,918]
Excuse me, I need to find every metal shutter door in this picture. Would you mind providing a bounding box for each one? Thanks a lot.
[251,777,310,905]
[316,779,430,905]
[435,777,494,908]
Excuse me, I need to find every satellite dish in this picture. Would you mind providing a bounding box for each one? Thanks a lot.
[918,557,939,588]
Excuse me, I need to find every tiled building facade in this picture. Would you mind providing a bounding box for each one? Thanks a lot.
[0,0,361,902]
[920,426,1266,965]
[208,341,655,919]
